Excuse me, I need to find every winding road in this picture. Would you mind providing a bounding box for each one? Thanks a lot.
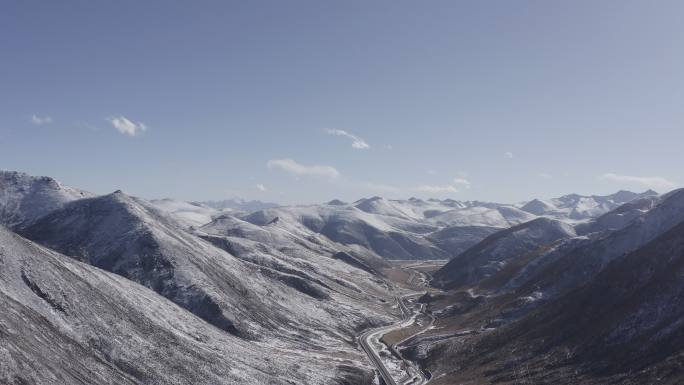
[359,294,433,385]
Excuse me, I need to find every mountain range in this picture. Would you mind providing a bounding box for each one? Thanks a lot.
[0,169,678,385]
[402,186,684,384]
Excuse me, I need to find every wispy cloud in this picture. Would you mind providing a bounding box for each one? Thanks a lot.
[598,173,678,190]
[31,115,52,125]
[256,184,267,192]
[108,116,147,136]
[504,151,514,159]
[452,178,471,189]
[417,177,471,194]
[417,185,459,193]
[538,173,552,179]
[267,158,340,179]
[326,129,370,149]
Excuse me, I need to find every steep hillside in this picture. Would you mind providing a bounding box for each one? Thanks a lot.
[20,191,395,357]
[417,218,684,385]
[0,226,367,385]
[432,218,576,290]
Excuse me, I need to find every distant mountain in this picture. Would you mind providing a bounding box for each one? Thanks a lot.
[410,188,684,384]
[238,191,654,261]
[200,198,279,213]
[242,204,449,260]
[432,217,576,290]
[149,198,225,228]
[425,225,501,257]
[512,189,684,298]
[518,190,658,221]
[575,194,660,235]
[416,211,684,384]
[0,170,91,228]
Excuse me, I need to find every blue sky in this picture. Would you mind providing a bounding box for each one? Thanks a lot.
[1,1,683,204]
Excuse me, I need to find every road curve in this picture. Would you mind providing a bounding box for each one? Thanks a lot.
[359,294,431,385]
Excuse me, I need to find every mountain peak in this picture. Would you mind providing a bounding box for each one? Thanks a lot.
[326,199,347,206]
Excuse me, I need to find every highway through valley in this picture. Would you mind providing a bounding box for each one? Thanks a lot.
[359,264,438,385]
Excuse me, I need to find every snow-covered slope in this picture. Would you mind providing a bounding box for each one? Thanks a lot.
[511,188,684,297]
[426,205,537,228]
[432,218,576,290]
[518,190,658,222]
[0,170,92,228]
[242,204,449,260]
[0,226,368,385]
[417,216,684,385]
[149,198,226,228]
[236,191,653,261]
[200,198,279,213]
[19,190,397,377]
[575,195,660,235]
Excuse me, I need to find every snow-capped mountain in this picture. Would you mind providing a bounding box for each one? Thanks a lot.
[20,191,394,344]
[415,196,684,384]
[237,192,649,261]
[0,170,91,228]
[513,188,684,298]
[518,190,658,222]
[1,169,675,385]
[432,217,576,290]
[149,198,228,228]
[200,198,279,213]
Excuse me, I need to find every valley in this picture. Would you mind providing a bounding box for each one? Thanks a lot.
[359,261,445,385]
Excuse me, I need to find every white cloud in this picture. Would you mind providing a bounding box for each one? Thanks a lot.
[326,129,370,149]
[108,116,147,136]
[417,185,459,193]
[598,173,678,191]
[426,169,437,175]
[538,173,552,179]
[417,177,471,194]
[267,158,340,179]
[256,184,266,192]
[31,115,52,125]
[453,178,471,189]
[504,151,514,159]
[383,144,393,150]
